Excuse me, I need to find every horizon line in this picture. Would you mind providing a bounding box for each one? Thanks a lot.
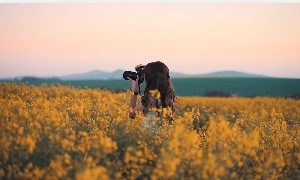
[1,69,300,79]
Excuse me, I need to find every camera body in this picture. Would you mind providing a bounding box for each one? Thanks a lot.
[123,65,145,85]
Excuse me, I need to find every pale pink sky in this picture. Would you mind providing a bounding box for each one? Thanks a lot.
[0,3,299,78]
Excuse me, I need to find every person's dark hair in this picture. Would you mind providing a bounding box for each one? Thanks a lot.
[141,61,176,113]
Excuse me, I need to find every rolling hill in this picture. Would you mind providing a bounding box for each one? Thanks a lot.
[0,69,270,81]
[196,70,268,78]
[56,70,268,80]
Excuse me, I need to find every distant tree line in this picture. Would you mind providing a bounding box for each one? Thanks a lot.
[202,90,300,99]
[203,90,232,97]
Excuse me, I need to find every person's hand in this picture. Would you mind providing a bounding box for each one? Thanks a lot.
[128,76,139,93]
[135,64,145,71]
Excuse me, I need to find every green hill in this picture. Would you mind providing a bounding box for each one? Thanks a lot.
[3,77,300,98]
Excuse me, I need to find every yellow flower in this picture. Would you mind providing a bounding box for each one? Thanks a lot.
[149,89,161,100]
[76,166,109,180]
[1,83,300,179]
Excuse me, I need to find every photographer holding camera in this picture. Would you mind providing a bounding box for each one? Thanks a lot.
[123,61,175,120]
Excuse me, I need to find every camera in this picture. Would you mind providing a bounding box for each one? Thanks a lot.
[123,65,145,85]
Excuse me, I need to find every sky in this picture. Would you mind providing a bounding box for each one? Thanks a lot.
[0,3,300,78]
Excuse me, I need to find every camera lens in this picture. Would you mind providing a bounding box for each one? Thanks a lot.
[123,71,138,80]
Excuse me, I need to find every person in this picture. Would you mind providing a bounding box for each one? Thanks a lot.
[128,61,176,120]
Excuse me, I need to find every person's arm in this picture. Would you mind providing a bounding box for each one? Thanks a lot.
[129,94,139,119]
[128,77,144,119]
[129,76,139,108]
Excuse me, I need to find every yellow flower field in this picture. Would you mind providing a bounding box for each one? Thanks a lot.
[0,83,300,179]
